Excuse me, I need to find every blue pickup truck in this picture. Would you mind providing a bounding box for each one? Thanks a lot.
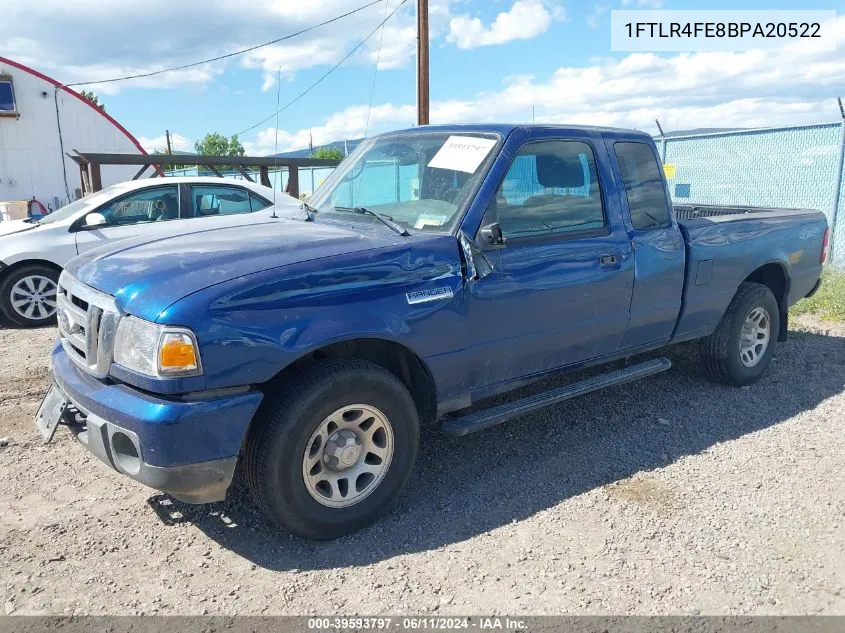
[37,124,828,539]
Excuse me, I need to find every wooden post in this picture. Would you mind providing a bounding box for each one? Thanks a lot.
[234,165,255,182]
[165,130,173,175]
[89,161,103,192]
[416,0,430,125]
[131,165,150,180]
[287,166,300,199]
[80,167,91,196]
[259,166,271,188]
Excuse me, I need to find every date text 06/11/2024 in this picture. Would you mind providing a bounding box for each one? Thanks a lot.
[307,617,528,630]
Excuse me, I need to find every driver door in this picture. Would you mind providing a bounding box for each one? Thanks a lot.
[74,184,184,256]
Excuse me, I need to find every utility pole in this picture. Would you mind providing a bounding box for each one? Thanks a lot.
[416,0,430,125]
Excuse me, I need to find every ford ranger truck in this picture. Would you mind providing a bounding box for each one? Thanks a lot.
[37,125,828,539]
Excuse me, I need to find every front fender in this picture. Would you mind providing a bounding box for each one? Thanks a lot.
[158,236,465,391]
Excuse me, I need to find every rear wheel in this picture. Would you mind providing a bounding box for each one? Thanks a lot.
[701,282,780,386]
[0,264,60,328]
[243,359,419,540]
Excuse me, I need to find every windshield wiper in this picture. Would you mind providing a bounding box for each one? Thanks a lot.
[333,206,410,236]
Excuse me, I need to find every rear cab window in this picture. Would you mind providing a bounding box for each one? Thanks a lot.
[613,142,672,230]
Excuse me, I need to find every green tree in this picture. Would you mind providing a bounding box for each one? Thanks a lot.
[79,90,105,111]
[194,133,245,156]
[310,147,344,161]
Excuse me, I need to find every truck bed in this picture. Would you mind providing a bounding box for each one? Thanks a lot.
[673,203,820,222]
[671,203,827,344]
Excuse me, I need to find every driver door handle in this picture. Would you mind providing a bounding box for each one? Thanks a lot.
[599,254,617,266]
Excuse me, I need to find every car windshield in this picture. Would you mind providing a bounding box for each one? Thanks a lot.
[36,184,134,225]
[308,131,501,233]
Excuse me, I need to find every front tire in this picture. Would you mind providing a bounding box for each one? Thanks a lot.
[701,282,780,386]
[0,264,60,328]
[243,359,419,540]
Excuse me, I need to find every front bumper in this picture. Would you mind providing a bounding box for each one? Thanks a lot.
[48,343,263,504]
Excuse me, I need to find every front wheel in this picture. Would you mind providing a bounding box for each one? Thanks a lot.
[243,359,419,540]
[0,264,61,328]
[700,282,780,386]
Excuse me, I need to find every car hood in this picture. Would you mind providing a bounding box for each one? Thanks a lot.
[66,218,403,319]
[0,219,39,237]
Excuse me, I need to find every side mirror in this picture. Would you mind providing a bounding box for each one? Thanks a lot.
[84,212,107,228]
[480,222,505,246]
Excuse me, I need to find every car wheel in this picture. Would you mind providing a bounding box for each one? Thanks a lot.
[243,359,419,540]
[701,282,780,386]
[0,264,61,328]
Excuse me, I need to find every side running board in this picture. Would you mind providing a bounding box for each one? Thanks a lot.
[442,357,672,437]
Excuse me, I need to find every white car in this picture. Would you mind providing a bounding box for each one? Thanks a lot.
[0,177,299,327]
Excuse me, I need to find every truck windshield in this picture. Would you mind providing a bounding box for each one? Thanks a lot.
[308,131,501,233]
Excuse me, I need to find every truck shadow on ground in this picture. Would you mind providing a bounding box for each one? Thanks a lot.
[149,328,845,570]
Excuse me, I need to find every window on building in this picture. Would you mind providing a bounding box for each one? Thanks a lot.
[0,77,17,115]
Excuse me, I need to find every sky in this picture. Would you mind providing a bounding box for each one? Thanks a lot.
[2,0,843,155]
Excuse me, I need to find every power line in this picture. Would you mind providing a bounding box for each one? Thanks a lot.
[363,0,391,140]
[62,0,386,88]
[236,0,409,138]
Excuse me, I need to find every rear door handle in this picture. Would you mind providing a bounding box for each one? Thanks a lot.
[599,254,618,265]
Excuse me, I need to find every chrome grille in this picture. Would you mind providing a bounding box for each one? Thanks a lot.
[56,272,120,378]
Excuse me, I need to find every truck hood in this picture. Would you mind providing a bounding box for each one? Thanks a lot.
[66,218,402,319]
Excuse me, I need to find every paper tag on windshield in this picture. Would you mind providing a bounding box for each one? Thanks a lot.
[427,136,497,174]
[414,215,446,230]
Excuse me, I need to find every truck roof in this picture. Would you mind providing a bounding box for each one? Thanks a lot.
[389,123,654,141]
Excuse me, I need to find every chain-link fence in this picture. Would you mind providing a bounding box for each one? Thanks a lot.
[657,121,845,268]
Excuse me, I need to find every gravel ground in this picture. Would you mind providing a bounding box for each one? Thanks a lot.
[0,317,843,616]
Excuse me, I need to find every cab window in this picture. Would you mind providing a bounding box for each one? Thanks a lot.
[493,140,605,240]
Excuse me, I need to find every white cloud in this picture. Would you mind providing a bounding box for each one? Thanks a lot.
[136,132,194,153]
[242,15,845,153]
[260,72,277,93]
[242,103,416,155]
[621,0,663,7]
[586,5,609,29]
[447,0,565,50]
[364,0,455,69]
[365,23,418,70]
[0,0,431,91]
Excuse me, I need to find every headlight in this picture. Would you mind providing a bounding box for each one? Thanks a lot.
[113,316,202,378]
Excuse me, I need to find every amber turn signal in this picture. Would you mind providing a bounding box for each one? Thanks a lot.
[159,333,199,373]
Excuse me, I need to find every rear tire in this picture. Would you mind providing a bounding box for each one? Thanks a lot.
[700,282,780,386]
[243,359,419,540]
[0,264,60,328]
